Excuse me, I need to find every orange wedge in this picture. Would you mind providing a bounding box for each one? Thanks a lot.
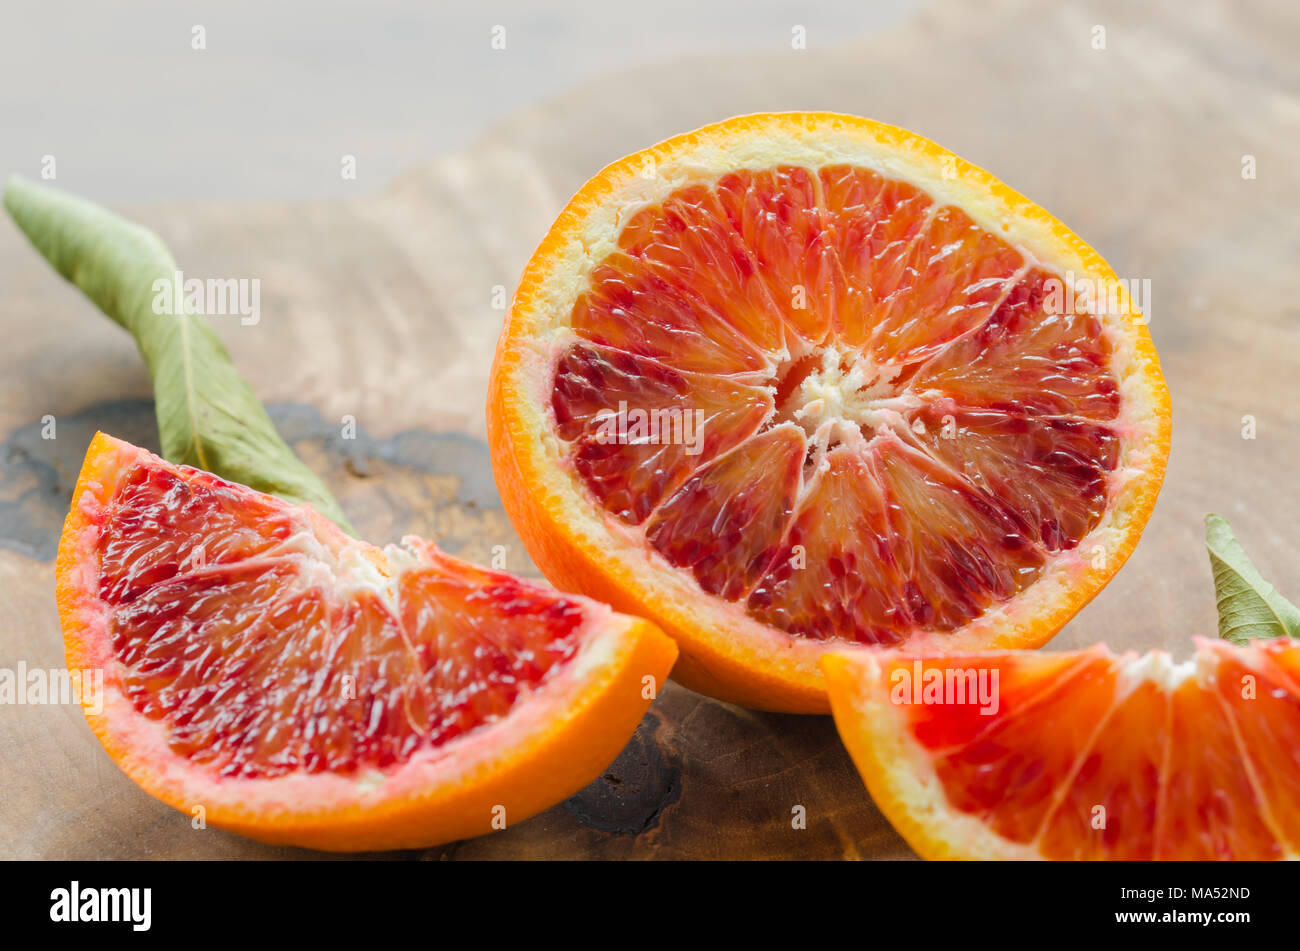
[57,433,676,851]
[823,640,1300,859]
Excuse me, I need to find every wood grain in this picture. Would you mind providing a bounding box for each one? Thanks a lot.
[1,0,1296,859]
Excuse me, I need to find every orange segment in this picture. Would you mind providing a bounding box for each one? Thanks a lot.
[1035,678,1168,860]
[570,252,770,375]
[902,407,1120,553]
[874,437,1046,628]
[910,267,1121,420]
[928,653,1118,845]
[1156,670,1283,859]
[645,424,804,600]
[823,639,1300,860]
[1201,642,1300,855]
[551,341,771,523]
[819,165,934,350]
[747,446,906,644]
[57,432,677,850]
[489,112,1170,712]
[862,204,1025,366]
[715,167,839,347]
[620,183,788,356]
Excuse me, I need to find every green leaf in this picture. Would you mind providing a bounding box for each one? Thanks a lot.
[1205,513,1300,644]
[3,175,355,535]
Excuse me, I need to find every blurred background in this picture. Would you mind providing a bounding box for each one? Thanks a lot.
[3,0,925,201]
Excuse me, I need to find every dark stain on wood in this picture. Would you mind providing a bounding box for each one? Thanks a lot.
[0,400,161,559]
[562,710,682,837]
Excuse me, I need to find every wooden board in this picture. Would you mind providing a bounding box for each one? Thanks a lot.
[2,0,1297,860]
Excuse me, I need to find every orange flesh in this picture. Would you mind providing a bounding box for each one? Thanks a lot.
[100,462,588,779]
[874,643,1300,859]
[550,164,1121,645]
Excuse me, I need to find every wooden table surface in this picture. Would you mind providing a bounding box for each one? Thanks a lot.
[2,0,1297,859]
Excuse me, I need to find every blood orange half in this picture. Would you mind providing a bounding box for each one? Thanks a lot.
[823,640,1300,860]
[488,113,1170,712]
[56,433,676,851]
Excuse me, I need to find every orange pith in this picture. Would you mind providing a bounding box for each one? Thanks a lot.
[488,113,1170,713]
[823,639,1300,860]
[57,432,677,851]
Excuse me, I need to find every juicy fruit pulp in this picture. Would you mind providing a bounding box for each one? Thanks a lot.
[825,640,1300,860]
[99,460,588,779]
[59,433,678,851]
[551,165,1120,646]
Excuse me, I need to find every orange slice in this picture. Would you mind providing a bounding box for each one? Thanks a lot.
[488,113,1170,712]
[822,639,1300,859]
[56,433,676,851]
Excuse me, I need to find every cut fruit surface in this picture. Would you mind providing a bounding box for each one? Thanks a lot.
[488,112,1170,712]
[822,639,1300,860]
[56,432,676,851]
